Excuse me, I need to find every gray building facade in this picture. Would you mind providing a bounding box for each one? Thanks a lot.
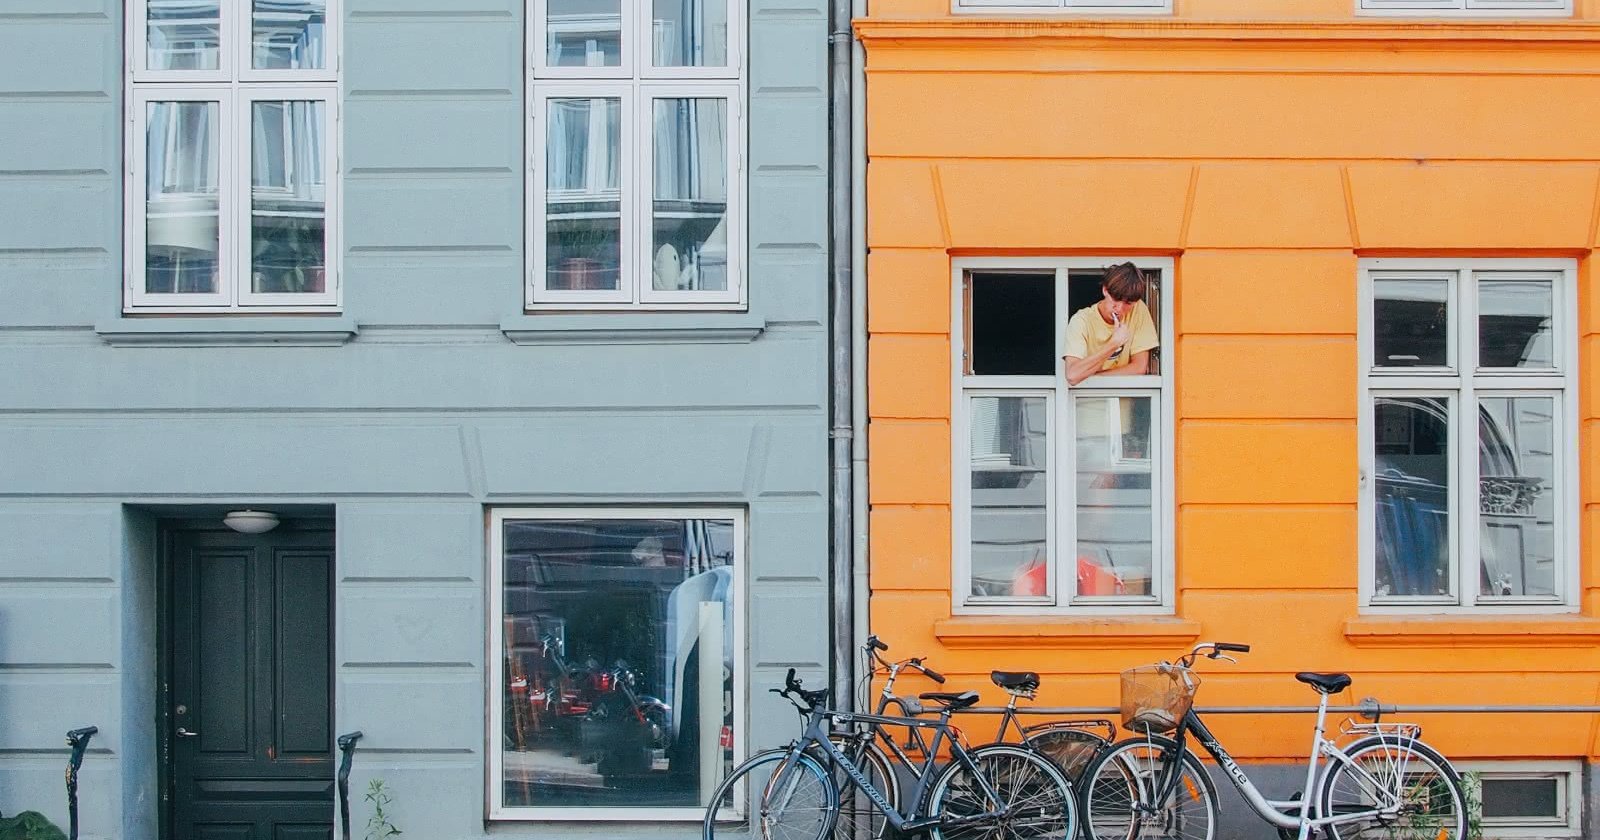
[0,1,838,837]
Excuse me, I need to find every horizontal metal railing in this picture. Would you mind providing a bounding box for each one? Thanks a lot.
[953,701,1600,718]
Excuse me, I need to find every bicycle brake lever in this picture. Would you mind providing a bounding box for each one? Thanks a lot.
[1215,654,1238,664]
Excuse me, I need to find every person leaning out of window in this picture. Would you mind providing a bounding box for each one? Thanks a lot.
[1063,262,1159,385]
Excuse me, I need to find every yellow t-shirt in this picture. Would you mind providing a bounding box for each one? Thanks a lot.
[1063,300,1158,372]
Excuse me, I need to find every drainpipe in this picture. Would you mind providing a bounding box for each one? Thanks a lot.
[849,0,869,712]
[829,0,856,713]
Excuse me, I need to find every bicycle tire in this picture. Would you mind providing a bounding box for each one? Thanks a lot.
[1024,724,1112,782]
[703,747,838,840]
[1318,736,1465,840]
[925,742,1078,840]
[818,733,899,840]
[1079,735,1218,840]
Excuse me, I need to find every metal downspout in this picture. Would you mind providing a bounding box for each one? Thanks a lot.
[849,0,869,713]
[829,0,857,712]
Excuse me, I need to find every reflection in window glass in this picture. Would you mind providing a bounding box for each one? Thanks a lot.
[546,97,623,291]
[1374,277,1448,367]
[652,98,727,292]
[969,396,1050,599]
[145,101,221,294]
[1480,777,1561,821]
[500,517,735,809]
[250,100,326,294]
[1479,275,1553,369]
[547,0,623,67]
[1479,397,1556,599]
[1373,396,1452,598]
[1074,397,1154,598]
[147,0,221,71]
[653,0,728,67]
[253,0,326,70]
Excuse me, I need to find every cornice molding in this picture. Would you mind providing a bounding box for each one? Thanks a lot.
[853,17,1600,47]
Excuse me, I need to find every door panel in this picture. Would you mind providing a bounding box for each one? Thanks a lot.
[169,527,334,840]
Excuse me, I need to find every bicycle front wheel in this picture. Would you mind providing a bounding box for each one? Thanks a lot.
[704,747,839,840]
[927,743,1078,840]
[1079,735,1218,840]
[820,734,899,840]
[1318,736,1465,840]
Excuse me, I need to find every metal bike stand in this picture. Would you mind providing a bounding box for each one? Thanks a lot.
[65,726,98,840]
[336,731,364,840]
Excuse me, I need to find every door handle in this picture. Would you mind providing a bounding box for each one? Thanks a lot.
[176,727,199,738]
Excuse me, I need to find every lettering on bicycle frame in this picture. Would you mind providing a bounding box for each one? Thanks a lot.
[1204,739,1251,789]
[822,740,896,815]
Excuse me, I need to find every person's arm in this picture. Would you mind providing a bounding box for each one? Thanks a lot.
[1065,342,1122,385]
[1116,351,1150,376]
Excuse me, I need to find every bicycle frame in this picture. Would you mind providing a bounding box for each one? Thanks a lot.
[775,705,1009,834]
[1147,691,1412,840]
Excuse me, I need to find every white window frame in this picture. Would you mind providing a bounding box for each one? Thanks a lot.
[1358,258,1579,613]
[951,256,1175,615]
[1455,761,1584,839]
[954,0,1173,15]
[1358,0,1570,17]
[486,506,748,822]
[526,1,745,311]
[126,0,341,313]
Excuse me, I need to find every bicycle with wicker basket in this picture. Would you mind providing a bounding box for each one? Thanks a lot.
[1079,642,1466,840]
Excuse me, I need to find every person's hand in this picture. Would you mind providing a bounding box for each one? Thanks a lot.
[1109,316,1131,350]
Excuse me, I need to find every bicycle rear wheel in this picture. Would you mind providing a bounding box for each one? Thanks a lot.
[1079,735,1218,840]
[704,748,838,840]
[1025,724,1111,782]
[927,743,1077,840]
[1318,736,1465,840]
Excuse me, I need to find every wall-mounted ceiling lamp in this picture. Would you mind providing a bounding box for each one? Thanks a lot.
[223,510,280,534]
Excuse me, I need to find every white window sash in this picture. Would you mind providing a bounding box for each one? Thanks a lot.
[532,1,740,80]
[951,257,1175,616]
[956,388,1058,607]
[637,83,742,306]
[485,507,748,822]
[955,0,1173,13]
[235,86,340,309]
[1358,260,1578,612]
[127,87,233,309]
[1359,0,1570,15]
[529,83,636,306]
[531,0,634,80]
[1454,761,1584,838]
[131,0,340,83]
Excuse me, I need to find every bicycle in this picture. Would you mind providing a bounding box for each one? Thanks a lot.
[1079,642,1466,840]
[702,668,1078,840]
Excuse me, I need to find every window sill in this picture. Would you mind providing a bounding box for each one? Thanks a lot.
[499,313,765,345]
[96,317,358,347]
[1343,615,1600,648]
[934,615,1200,648]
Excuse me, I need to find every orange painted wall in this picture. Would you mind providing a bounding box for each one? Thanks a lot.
[860,8,1600,761]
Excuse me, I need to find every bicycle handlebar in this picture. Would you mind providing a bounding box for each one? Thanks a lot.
[919,663,946,684]
[1212,642,1251,654]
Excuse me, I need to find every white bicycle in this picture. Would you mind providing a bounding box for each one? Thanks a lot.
[1080,642,1466,840]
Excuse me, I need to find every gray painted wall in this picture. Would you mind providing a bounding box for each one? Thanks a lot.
[0,0,833,837]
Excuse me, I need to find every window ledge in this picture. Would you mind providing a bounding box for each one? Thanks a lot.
[499,313,765,346]
[934,615,1200,648]
[1344,615,1600,648]
[97,317,358,347]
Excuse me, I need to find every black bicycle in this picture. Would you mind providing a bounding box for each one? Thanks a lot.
[702,669,1077,840]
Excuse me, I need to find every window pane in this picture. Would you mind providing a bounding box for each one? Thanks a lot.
[145,101,220,295]
[1479,275,1554,368]
[968,272,1055,376]
[1481,777,1561,820]
[546,97,622,291]
[652,98,727,292]
[1374,277,1448,367]
[501,517,736,809]
[147,0,221,71]
[653,0,728,67]
[969,396,1050,599]
[253,0,327,70]
[251,101,327,295]
[1479,397,1557,599]
[1373,397,1452,598]
[1074,396,1154,598]
[547,0,623,67]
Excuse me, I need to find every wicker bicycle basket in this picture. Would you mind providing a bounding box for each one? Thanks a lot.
[1120,665,1200,734]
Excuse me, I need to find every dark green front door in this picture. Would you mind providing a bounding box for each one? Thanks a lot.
[167,526,334,840]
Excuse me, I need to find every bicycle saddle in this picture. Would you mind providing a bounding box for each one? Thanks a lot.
[918,690,980,710]
[990,671,1040,693]
[1295,672,1352,694]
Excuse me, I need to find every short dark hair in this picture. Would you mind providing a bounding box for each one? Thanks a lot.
[1102,263,1147,302]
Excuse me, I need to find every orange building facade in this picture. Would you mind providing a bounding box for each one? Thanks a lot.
[859,0,1600,831]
